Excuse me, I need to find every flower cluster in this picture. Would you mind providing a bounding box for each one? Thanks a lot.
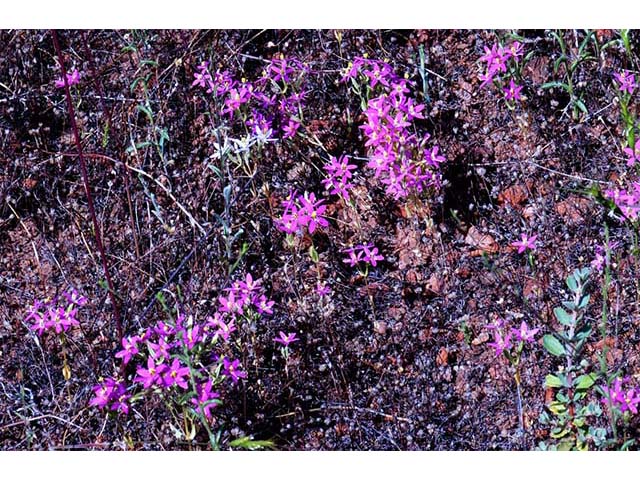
[90,273,274,421]
[192,57,308,141]
[275,191,329,235]
[89,377,131,414]
[25,289,87,336]
[613,70,638,96]
[343,57,446,199]
[478,41,524,102]
[601,377,640,415]
[486,318,539,357]
[322,154,357,201]
[55,69,81,89]
[342,243,384,268]
[604,182,640,222]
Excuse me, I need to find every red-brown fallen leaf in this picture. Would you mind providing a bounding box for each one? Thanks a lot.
[595,29,613,41]
[373,320,387,335]
[545,387,554,405]
[498,184,528,208]
[436,347,448,366]
[523,277,544,299]
[405,269,421,283]
[465,226,499,256]
[334,423,349,436]
[22,178,38,189]
[425,273,444,295]
[554,195,591,225]
[358,282,389,296]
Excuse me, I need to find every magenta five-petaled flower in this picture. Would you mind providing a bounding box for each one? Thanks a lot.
[221,357,247,383]
[89,377,130,414]
[591,241,619,272]
[613,70,638,95]
[623,139,640,167]
[322,154,357,201]
[162,358,191,389]
[343,57,445,199]
[503,79,523,101]
[276,190,329,236]
[134,356,167,389]
[26,289,85,336]
[601,377,640,415]
[115,335,140,365]
[191,379,220,420]
[274,331,299,347]
[315,282,331,297]
[511,233,538,254]
[343,243,384,268]
[55,69,81,88]
[604,184,640,221]
[488,330,513,357]
[511,321,539,343]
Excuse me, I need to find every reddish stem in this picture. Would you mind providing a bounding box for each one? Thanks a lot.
[80,31,140,260]
[51,30,123,345]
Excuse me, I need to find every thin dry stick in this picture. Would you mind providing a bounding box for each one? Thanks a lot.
[276,404,411,423]
[51,30,123,344]
[0,414,84,433]
[52,150,206,235]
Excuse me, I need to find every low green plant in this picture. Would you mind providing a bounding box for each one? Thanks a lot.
[542,30,598,120]
[539,267,607,450]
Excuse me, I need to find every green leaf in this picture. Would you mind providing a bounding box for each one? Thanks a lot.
[553,54,567,73]
[543,334,566,357]
[550,426,569,438]
[554,307,573,326]
[574,98,588,114]
[136,104,154,123]
[140,59,159,68]
[545,374,563,388]
[578,31,595,55]
[309,244,319,263]
[557,441,574,451]
[578,267,590,280]
[158,128,170,151]
[577,294,590,310]
[574,373,596,390]
[548,401,567,415]
[541,81,570,92]
[566,274,578,292]
[621,439,636,451]
[574,323,592,341]
[229,436,275,450]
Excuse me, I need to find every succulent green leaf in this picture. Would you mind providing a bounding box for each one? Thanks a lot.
[574,373,596,390]
[553,307,573,326]
[545,374,563,388]
[543,334,566,357]
[578,294,590,310]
